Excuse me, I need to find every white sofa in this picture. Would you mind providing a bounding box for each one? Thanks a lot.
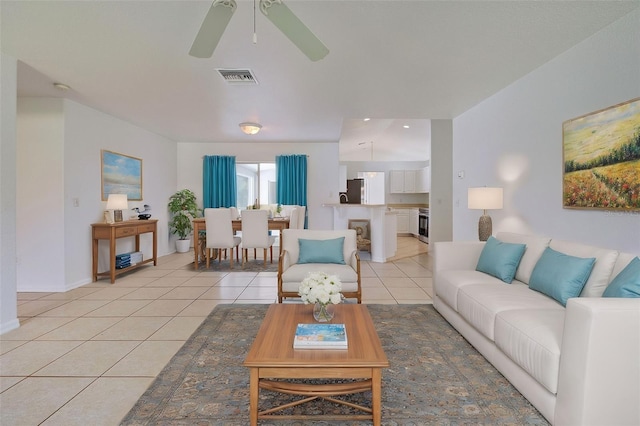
[433,232,639,425]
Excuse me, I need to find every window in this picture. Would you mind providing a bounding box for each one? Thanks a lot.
[236,163,276,209]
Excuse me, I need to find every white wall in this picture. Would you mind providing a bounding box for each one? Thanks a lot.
[453,8,640,253]
[431,119,454,244]
[16,99,177,292]
[1,53,19,334]
[177,142,339,230]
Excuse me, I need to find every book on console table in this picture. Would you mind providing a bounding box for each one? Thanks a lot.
[293,323,348,349]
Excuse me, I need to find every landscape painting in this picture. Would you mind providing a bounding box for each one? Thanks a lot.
[101,150,142,201]
[563,97,640,211]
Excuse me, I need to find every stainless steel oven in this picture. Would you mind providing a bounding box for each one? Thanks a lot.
[418,208,429,243]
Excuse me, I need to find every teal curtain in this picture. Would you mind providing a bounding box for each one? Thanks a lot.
[203,155,237,208]
[276,154,307,227]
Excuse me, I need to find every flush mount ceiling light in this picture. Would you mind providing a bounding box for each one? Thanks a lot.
[239,122,262,135]
[53,82,71,91]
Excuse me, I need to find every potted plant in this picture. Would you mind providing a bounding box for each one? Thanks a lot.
[168,189,198,253]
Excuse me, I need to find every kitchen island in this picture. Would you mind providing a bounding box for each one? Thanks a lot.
[323,204,397,262]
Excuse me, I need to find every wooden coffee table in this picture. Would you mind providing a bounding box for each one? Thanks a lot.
[243,304,389,425]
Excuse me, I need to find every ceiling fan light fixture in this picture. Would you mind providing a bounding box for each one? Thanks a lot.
[239,122,262,135]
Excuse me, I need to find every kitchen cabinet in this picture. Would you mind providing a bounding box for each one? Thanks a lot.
[416,166,430,193]
[390,170,417,193]
[410,208,419,236]
[394,209,410,234]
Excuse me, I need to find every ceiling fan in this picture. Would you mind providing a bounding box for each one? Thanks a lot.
[189,0,329,61]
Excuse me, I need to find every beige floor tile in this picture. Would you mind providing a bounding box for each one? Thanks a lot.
[0,317,73,341]
[216,274,257,286]
[129,266,173,278]
[105,340,184,376]
[130,299,193,316]
[39,300,110,317]
[0,341,82,375]
[372,268,408,278]
[238,286,278,300]
[17,300,67,317]
[148,317,206,340]
[247,276,278,287]
[397,298,433,304]
[33,341,140,376]
[180,300,234,316]
[166,269,201,278]
[360,287,393,300]
[17,292,52,301]
[197,286,245,300]
[0,340,26,356]
[38,317,122,341]
[85,299,151,317]
[108,276,157,287]
[0,377,94,425]
[119,286,174,300]
[387,287,431,301]
[78,287,138,300]
[379,277,419,288]
[361,277,384,288]
[0,376,23,393]
[40,377,154,426]
[159,286,209,300]
[147,275,192,287]
[39,287,102,300]
[180,276,224,287]
[92,317,172,340]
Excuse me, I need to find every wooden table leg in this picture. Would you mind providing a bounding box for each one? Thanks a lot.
[372,368,382,426]
[193,224,200,270]
[249,368,259,425]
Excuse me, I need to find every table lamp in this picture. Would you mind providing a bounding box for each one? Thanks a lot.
[106,194,128,222]
[468,187,503,241]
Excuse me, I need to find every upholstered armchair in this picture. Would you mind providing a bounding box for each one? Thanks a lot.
[277,229,362,303]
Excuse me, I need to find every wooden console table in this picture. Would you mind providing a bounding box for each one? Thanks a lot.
[91,219,158,283]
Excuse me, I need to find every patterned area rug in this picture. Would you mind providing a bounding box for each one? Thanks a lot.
[121,304,549,425]
[194,248,280,272]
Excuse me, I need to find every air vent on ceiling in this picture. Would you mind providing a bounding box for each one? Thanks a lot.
[216,68,258,85]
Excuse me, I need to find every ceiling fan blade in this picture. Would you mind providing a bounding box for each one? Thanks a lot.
[260,0,329,62]
[189,0,237,58]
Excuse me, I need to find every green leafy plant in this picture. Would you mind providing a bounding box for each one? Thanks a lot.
[168,189,198,239]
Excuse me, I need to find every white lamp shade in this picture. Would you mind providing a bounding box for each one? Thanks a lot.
[106,194,128,210]
[468,187,503,210]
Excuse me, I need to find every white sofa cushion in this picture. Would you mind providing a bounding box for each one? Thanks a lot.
[550,239,619,297]
[610,252,638,283]
[496,232,550,284]
[457,283,563,341]
[495,309,565,394]
[435,270,505,310]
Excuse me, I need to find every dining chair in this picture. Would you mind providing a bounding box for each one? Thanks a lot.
[240,209,276,267]
[296,205,306,229]
[204,208,241,268]
[288,208,300,230]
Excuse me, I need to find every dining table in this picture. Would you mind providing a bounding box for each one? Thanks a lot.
[191,216,290,269]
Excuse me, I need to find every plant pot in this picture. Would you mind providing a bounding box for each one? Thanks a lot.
[175,238,191,253]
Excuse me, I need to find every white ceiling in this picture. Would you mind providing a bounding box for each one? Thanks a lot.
[2,1,638,161]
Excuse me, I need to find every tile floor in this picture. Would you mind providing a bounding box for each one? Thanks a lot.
[0,237,432,425]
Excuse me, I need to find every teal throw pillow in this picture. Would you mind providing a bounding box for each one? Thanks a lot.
[529,247,595,306]
[298,237,346,265]
[476,236,527,283]
[603,257,640,298]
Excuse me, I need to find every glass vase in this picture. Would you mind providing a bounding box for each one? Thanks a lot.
[313,302,335,322]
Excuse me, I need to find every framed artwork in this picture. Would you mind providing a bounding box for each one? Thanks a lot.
[562,97,640,211]
[101,150,143,201]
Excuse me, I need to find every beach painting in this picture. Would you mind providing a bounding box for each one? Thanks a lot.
[563,98,640,211]
[101,150,142,201]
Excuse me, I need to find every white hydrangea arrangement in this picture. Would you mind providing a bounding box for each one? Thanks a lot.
[298,272,343,305]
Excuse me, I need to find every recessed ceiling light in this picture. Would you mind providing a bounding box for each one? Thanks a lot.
[403,125,410,129]
[53,82,71,91]
[363,118,370,122]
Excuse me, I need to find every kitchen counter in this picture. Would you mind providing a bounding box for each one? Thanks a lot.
[323,204,395,262]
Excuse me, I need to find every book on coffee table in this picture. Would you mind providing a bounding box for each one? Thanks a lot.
[293,323,348,349]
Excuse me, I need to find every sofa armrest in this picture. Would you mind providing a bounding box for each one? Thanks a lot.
[433,241,485,274]
[555,298,640,426]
